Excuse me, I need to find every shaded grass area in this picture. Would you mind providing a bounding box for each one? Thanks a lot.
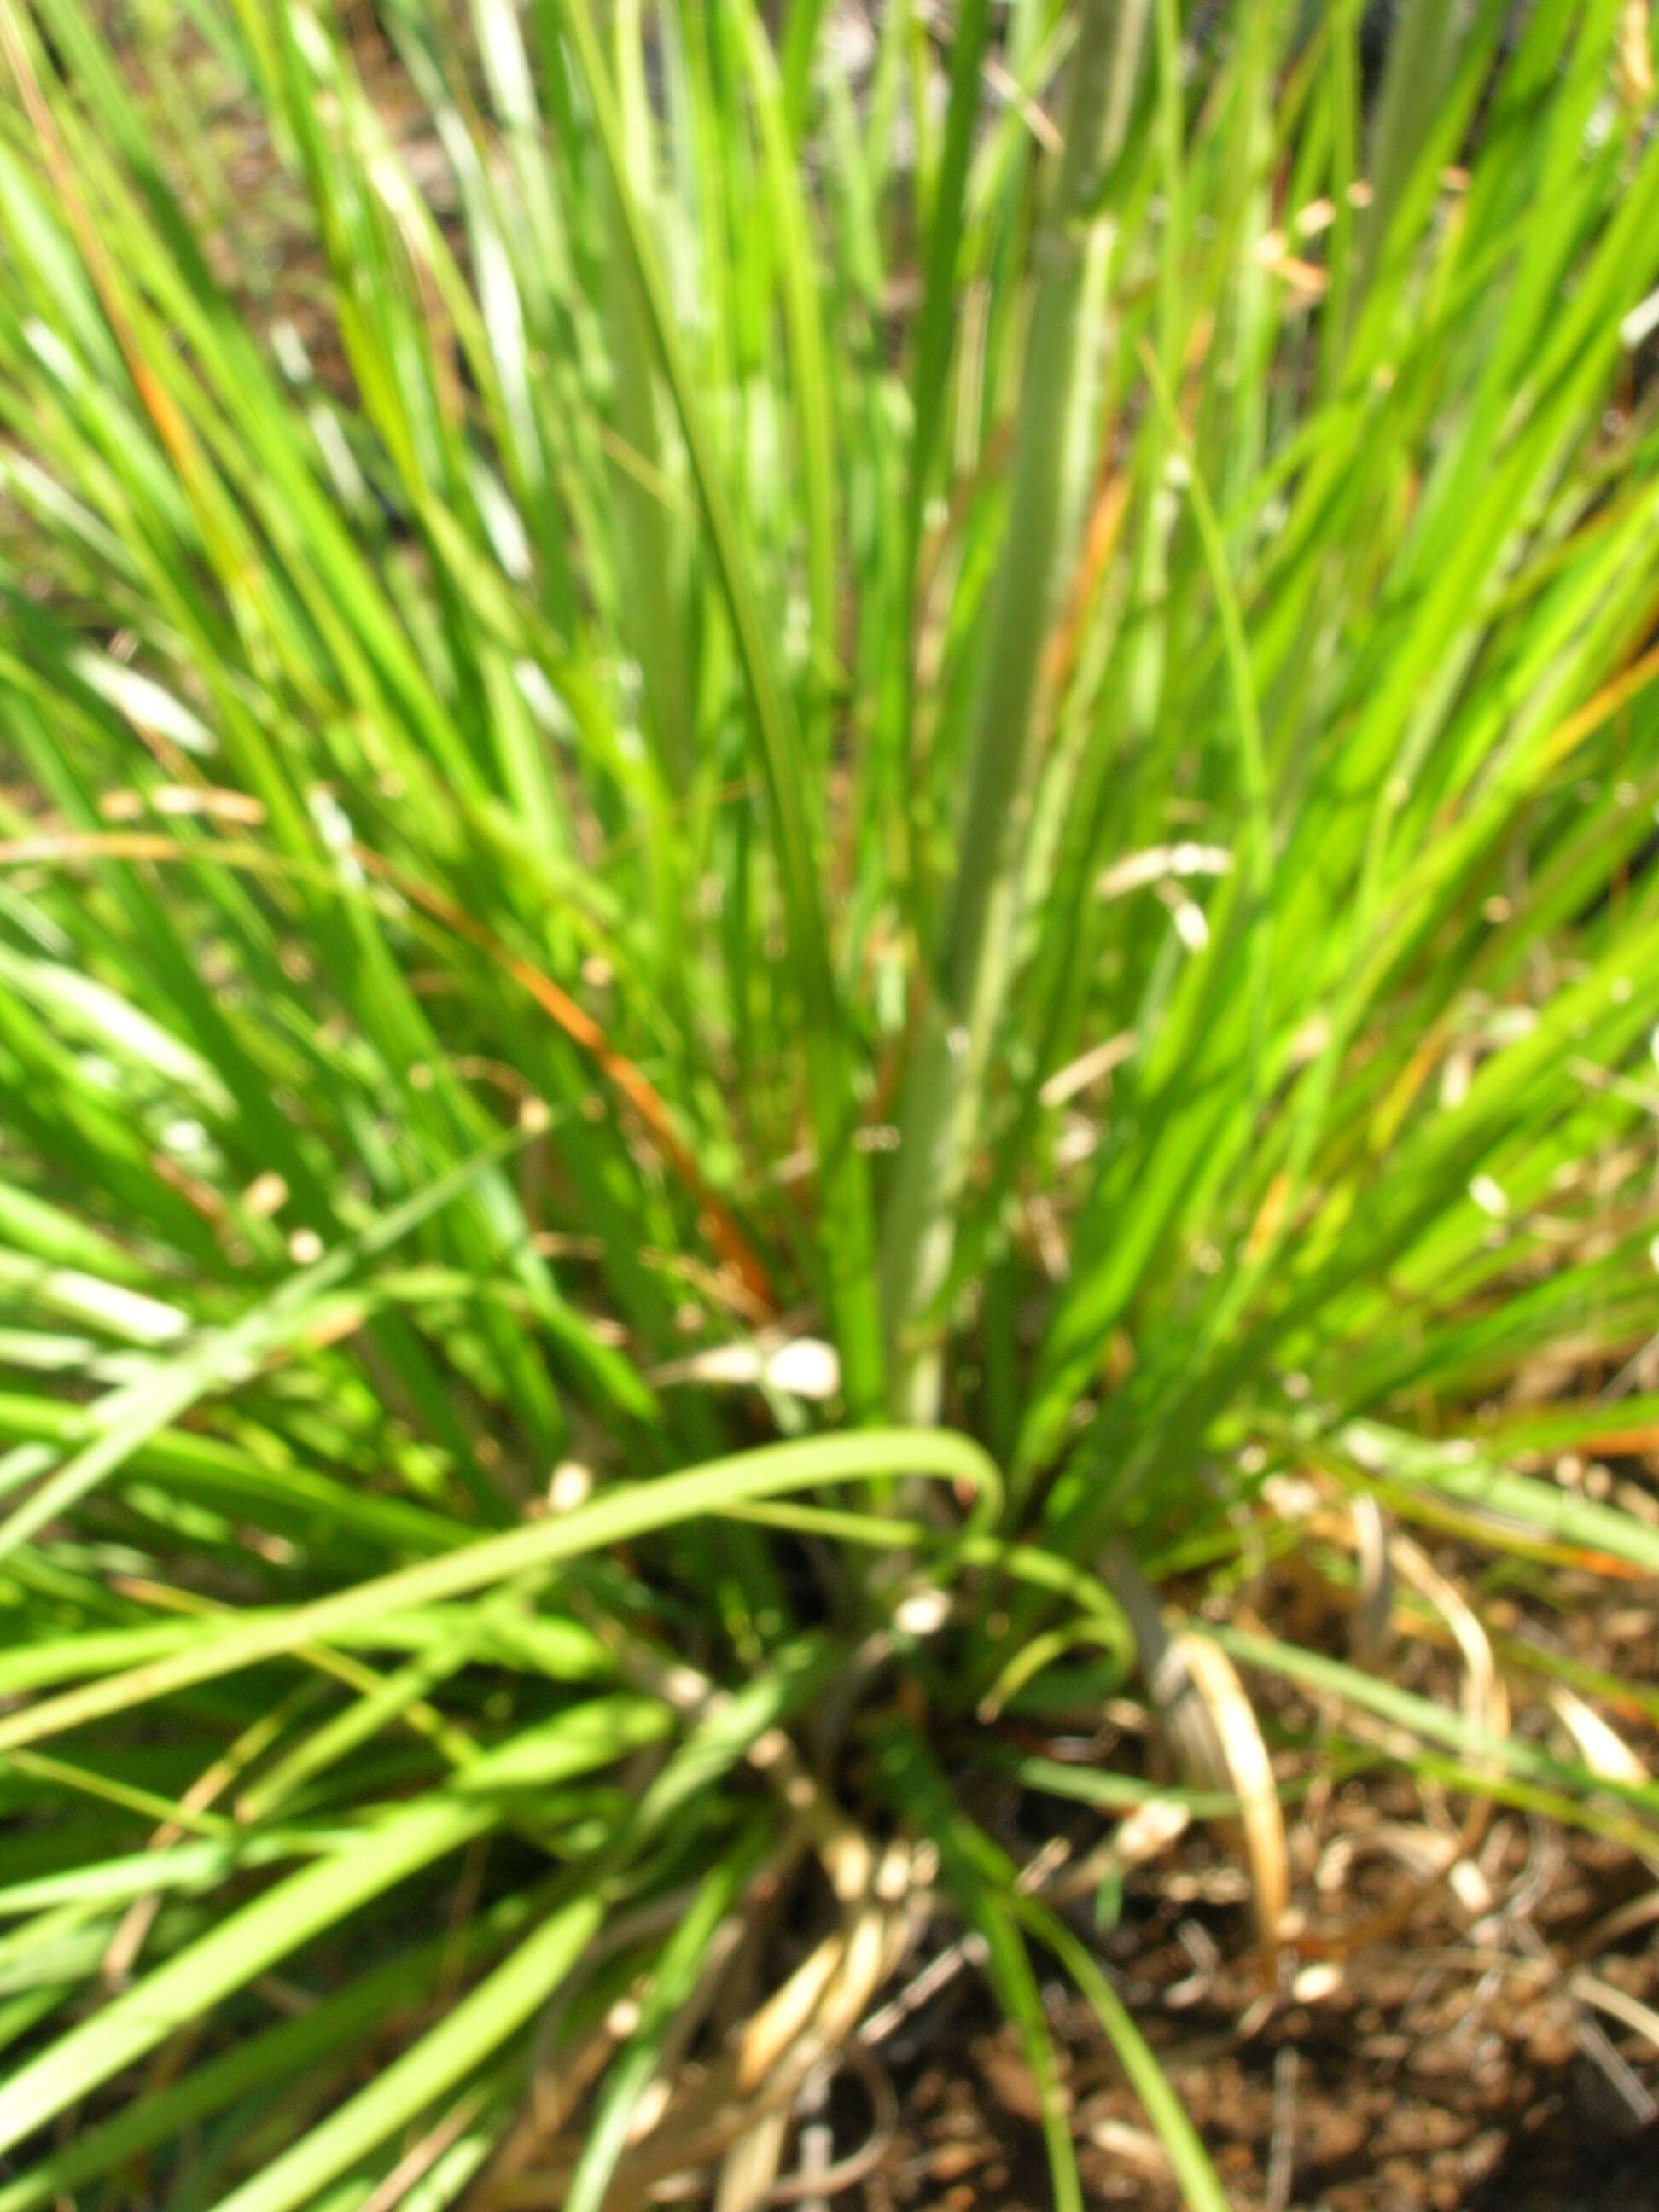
[0,0,1658,2206]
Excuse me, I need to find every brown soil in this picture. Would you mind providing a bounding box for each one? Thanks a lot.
[725,1540,1659,2212]
[781,1790,1659,2212]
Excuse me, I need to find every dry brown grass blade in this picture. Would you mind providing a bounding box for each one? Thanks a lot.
[763,2044,897,2206]
[485,1846,915,2211]
[1549,1685,1654,1790]
[1549,1685,1659,1880]
[1174,1633,1290,1948]
[467,1889,726,2208]
[1262,1483,1539,1959]
[1618,0,1656,107]
[471,1636,918,2211]
[476,2023,620,2202]
[1349,1494,1394,1670]
[1040,458,1132,704]
[358,2087,489,2212]
[101,1703,291,1984]
[1295,1482,1511,1848]
[1389,1534,1510,1754]
[712,2110,790,2212]
[1387,1532,1509,1875]
[1542,628,1659,769]
[1266,1476,1509,1774]
[1102,1542,1289,1947]
[1571,1971,1659,2059]
[608,1872,911,2210]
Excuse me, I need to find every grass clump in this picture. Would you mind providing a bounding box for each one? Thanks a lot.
[1,0,1658,2204]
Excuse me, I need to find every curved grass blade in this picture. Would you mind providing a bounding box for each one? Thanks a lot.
[0,1429,1000,1756]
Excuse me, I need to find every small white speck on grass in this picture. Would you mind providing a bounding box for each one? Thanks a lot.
[894,1589,951,1639]
[547,1462,592,1514]
[648,1335,841,1402]
[760,1338,841,1399]
[513,659,571,736]
[1097,841,1233,900]
[269,317,311,382]
[471,465,531,580]
[1292,1961,1342,2005]
[288,1228,324,1266]
[306,786,363,887]
[311,406,367,511]
[1086,2120,1169,2174]
[242,1171,288,1219]
[1449,1859,1493,1915]
[23,318,79,386]
[1039,1030,1138,1109]
[1343,1425,1387,1471]
[1053,1118,1099,1170]
[1469,1173,1510,1220]
[1621,284,1659,351]
[74,654,215,754]
[1262,1474,1319,1517]
[1116,1799,1190,1867]
[1172,899,1209,952]
[1440,1051,1474,1110]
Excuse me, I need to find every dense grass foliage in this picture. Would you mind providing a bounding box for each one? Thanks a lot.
[2,0,1659,2204]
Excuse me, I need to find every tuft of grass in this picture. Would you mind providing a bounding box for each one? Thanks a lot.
[0,0,1656,2203]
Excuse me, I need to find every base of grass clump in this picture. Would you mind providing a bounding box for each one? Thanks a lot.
[456,1481,1659,2211]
